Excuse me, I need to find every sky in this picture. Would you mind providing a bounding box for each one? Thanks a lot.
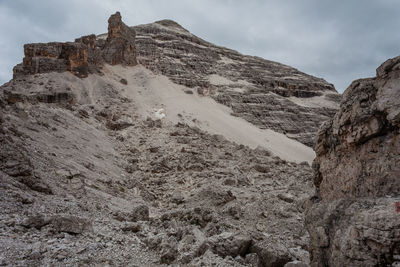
[1,0,399,92]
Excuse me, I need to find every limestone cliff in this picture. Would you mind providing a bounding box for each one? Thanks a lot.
[306,56,400,266]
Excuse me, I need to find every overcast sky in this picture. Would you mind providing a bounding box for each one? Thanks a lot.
[1,0,399,92]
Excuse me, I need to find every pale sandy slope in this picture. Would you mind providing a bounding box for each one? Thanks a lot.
[104,65,316,164]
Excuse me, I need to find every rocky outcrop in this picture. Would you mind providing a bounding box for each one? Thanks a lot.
[132,21,340,146]
[13,42,89,78]
[313,56,400,200]
[102,12,137,65]
[13,12,136,79]
[306,56,400,266]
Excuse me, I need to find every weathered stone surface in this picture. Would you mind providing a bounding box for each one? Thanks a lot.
[3,89,75,105]
[51,215,92,234]
[306,198,400,267]
[313,57,400,200]
[14,42,89,78]
[21,214,50,229]
[102,12,137,66]
[307,56,400,266]
[284,261,310,267]
[132,20,340,146]
[250,240,293,267]
[200,232,252,258]
[75,34,104,67]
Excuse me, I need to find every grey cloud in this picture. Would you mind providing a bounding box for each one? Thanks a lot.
[1,0,399,92]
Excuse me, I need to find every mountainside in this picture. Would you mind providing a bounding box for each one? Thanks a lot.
[129,20,340,147]
[0,12,345,266]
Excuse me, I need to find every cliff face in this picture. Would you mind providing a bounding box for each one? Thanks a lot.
[306,56,400,266]
[129,21,340,147]
[13,12,136,79]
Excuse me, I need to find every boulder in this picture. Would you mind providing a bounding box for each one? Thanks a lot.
[129,204,149,222]
[50,215,92,234]
[200,232,252,258]
[306,198,400,267]
[21,214,50,229]
[313,57,400,200]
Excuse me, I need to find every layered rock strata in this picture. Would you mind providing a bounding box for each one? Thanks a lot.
[306,56,400,266]
[13,12,136,79]
[131,20,340,146]
[11,14,339,147]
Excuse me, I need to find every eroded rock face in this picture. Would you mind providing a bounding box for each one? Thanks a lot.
[102,12,137,65]
[313,56,400,200]
[307,56,400,266]
[13,42,89,78]
[13,12,136,79]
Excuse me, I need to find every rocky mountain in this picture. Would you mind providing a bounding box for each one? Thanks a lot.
[306,56,400,266]
[3,11,392,267]
[14,12,340,149]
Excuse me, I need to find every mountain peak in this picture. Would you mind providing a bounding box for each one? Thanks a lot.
[9,12,340,147]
